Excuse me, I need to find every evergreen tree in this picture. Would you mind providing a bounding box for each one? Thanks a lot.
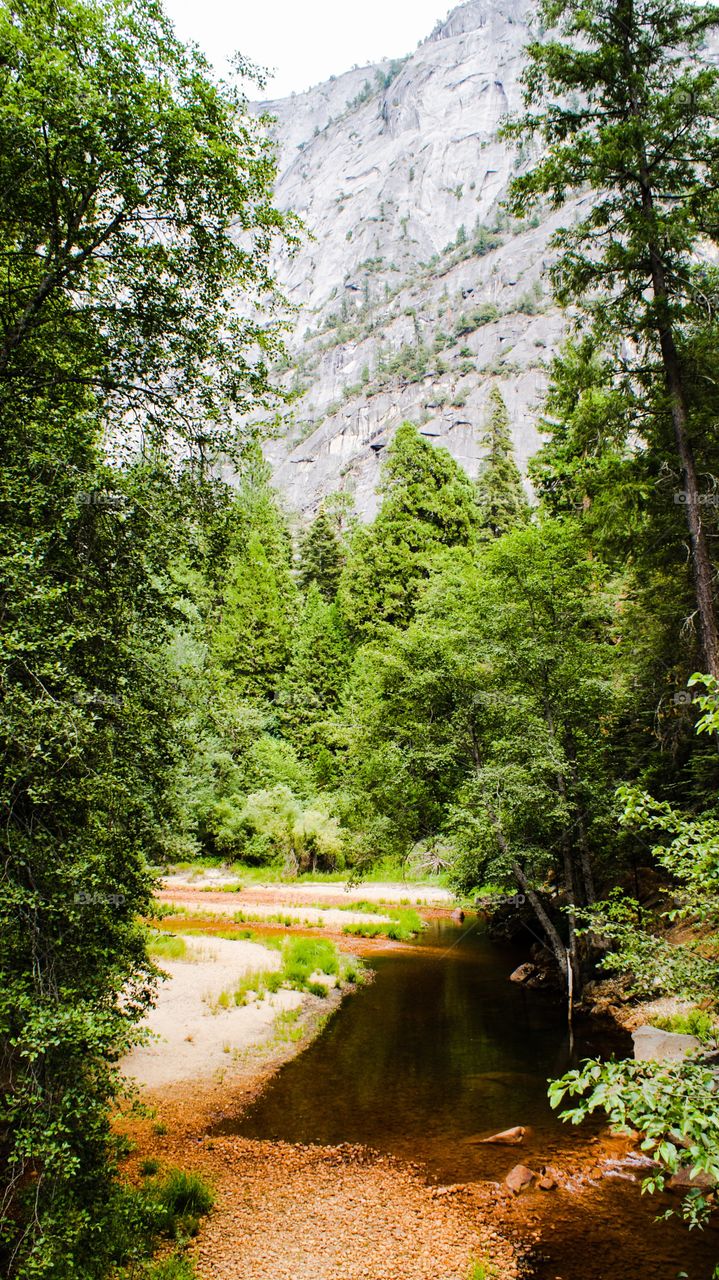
[298,510,345,600]
[476,387,529,536]
[505,0,719,675]
[212,530,296,701]
[338,423,480,636]
[277,585,350,765]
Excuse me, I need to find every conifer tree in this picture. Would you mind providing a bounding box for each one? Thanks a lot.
[298,510,345,600]
[277,585,350,761]
[338,423,480,636]
[476,387,529,536]
[505,0,719,675]
[212,531,296,701]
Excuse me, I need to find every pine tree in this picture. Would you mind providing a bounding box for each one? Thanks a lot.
[338,422,480,636]
[505,0,719,675]
[476,387,529,536]
[277,585,350,763]
[212,531,296,701]
[298,510,345,600]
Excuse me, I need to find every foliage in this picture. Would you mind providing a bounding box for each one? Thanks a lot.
[549,682,719,1227]
[298,511,345,600]
[549,1060,719,1226]
[338,423,480,637]
[505,0,719,675]
[0,0,291,1273]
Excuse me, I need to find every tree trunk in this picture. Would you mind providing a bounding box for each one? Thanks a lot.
[634,149,719,678]
[654,317,719,679]
[511,859,571,988]
[471,731,574,993]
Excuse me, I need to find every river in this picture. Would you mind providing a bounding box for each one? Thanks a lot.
[220,916,718,1279]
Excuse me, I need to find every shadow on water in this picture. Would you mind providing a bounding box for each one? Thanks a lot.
[217,918,719,1279]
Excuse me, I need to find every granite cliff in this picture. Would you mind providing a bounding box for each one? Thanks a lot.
[259,0,582,518]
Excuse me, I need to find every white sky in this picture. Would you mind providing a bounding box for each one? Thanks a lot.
[162,0,449,98]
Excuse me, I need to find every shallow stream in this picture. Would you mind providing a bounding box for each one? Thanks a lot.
[222,917,718,1279]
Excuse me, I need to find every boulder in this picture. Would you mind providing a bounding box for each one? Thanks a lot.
[505,1164,538,1195]
[667,1167,716,1193]
[632,1025,700,1063]
[478,1126,527,1146]
[509,962,538,984]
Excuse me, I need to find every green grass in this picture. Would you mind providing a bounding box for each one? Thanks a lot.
[140,1158,160,1177]
[232,908,325,928]
[147,934,189,961]
[151,922,284,950]
[141,1167,215,1246]
[231,967,285,1007]
[282,936,339,985]
[272,1006,305,1044]
[651,1008,717,1043]
[207,937,351,1012]
[341,907,424,942]
[146,1256,198,1280]
[466,1259,493,1280]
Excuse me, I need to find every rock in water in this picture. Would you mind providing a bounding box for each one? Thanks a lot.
[667,1167,716,1192]
[509,962,538,984]
[505,1164,538,1195]
[538,1173,557,1191]
[478,1127,527,1146]
[632,1026,700,1062]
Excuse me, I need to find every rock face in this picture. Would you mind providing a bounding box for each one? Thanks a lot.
[257,0,575,519]
[632,1026,701,1062]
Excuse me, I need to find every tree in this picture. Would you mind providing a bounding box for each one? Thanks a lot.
[506,0,719,676]
[298,510,345,600]
[476,387,529,536]
[338,423,480,636]
[211,530,297,701]
[277,586,350,766]
[340,522,621,990]
[0,0,290,1272]
[549,677,719,1232]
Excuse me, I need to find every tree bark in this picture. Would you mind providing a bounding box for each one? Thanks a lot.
[625,41,719,678]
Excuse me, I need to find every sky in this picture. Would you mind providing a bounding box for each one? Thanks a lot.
[162,0,448,98]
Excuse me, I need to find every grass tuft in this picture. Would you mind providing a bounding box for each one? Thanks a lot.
[341,907,424,942]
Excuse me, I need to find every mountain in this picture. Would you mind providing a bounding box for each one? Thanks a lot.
[258,0,580,520]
